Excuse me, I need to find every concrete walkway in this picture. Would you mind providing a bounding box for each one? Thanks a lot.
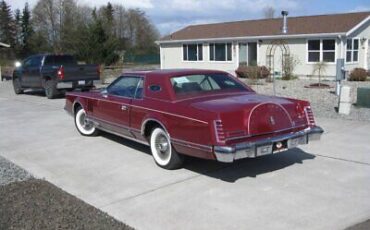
[1,81,369,230]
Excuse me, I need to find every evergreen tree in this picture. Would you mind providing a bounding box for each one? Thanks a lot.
[13,9,22,55]
[20,3,33,57]
[0,0,16,46]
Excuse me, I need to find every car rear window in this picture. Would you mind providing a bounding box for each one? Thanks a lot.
[170,74,247,95]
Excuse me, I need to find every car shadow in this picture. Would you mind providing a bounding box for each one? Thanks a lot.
[184,149,315,182]
[99,131,316,183]
[22,89,65,99]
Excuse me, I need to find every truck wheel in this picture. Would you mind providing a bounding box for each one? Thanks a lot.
[150,127,184,169]
[74,107,99,136]
[44,80,59,99]
[13,78,24,94]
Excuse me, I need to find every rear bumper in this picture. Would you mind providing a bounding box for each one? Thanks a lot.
[214,126,324,163]
[57,80,94,89]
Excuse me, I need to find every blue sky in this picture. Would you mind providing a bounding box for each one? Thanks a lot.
[10,0,370,35]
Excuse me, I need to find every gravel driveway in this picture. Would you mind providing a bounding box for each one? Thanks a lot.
[245,79,370,121]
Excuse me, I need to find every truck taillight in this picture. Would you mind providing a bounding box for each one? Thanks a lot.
[214,120,226,143]
[304,106,315,126]
[57,66,64,80]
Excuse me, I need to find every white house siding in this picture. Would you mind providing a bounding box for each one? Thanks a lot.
[345,20,370,71]
[258,38,341,78]
[160,20,369,79]
[160,42,238,75]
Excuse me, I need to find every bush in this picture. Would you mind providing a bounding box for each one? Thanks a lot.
[236,65,270,79]
[349,68,367,81]
[282,55,300,81]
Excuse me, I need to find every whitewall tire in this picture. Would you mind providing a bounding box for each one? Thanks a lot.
[150,127,184,169]
[74,107,98,136]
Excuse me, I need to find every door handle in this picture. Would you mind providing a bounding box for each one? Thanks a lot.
[121,105,128,111]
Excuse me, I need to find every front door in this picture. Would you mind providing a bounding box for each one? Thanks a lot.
[239,43,248,65]
[28,56,43,87]
[94,76,143,137]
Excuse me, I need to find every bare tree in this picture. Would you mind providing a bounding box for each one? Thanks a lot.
[32,0,61,51]
[263,6,275,19]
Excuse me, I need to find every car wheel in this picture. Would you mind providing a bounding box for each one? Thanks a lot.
[74,107,99,136]
[150,127,184,169]
[44,80,59,99]
[13,78,24,94]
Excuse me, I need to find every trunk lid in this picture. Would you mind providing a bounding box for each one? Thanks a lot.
[188,93,308,140]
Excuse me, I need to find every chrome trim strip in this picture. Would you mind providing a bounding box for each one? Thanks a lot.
[132,105,208,124]
[89,116,131,131]
[172,138,213,152]
[71,96,208,125]
[96,126,149,146]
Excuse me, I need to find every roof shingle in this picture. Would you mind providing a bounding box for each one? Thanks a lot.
[160,11,370,42]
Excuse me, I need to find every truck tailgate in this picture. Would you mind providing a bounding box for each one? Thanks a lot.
[62,64,100,81]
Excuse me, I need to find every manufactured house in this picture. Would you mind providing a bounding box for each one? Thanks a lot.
[157,12,370,78]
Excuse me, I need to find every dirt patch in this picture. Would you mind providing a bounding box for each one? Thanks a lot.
[0,179,134,230]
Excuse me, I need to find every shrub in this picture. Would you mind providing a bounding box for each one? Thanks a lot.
[349,68,367,81]
[235,65,270,79]
[282,55,300,80]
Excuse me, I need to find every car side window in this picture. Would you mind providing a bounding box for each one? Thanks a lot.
[30,56,42,67]
[107,76,143,98]
[23,58,32,68]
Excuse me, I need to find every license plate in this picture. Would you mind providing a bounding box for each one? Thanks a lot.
[273,140,288,153]
[78,80,85,85]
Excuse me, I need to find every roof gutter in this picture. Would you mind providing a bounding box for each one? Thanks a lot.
[346,15,370,36]
[156,32,346,45]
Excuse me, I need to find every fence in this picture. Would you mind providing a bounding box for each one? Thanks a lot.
[124,54,160,64]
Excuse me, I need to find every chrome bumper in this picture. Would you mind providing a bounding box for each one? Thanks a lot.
[214,126,324,163]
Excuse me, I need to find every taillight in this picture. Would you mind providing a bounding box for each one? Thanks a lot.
[304,106,315,126]
[214,120,226,143]
[295,103,305,118]
[57,66,64,80]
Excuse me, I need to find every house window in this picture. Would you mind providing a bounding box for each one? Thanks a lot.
[322,40,335,62]
[210,43,232,61]
[307,39,336,63]
[308,40,320,62]
[183,44,203,61]
[346,38,359,63]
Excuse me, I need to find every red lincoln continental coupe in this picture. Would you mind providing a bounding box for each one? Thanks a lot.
[65,69,323,169]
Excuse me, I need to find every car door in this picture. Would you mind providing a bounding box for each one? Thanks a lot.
[19,57,33,87]
[28,56,43,87]
[94,76,143,137]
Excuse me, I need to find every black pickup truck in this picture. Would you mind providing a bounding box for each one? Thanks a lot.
[12,54,100,99]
